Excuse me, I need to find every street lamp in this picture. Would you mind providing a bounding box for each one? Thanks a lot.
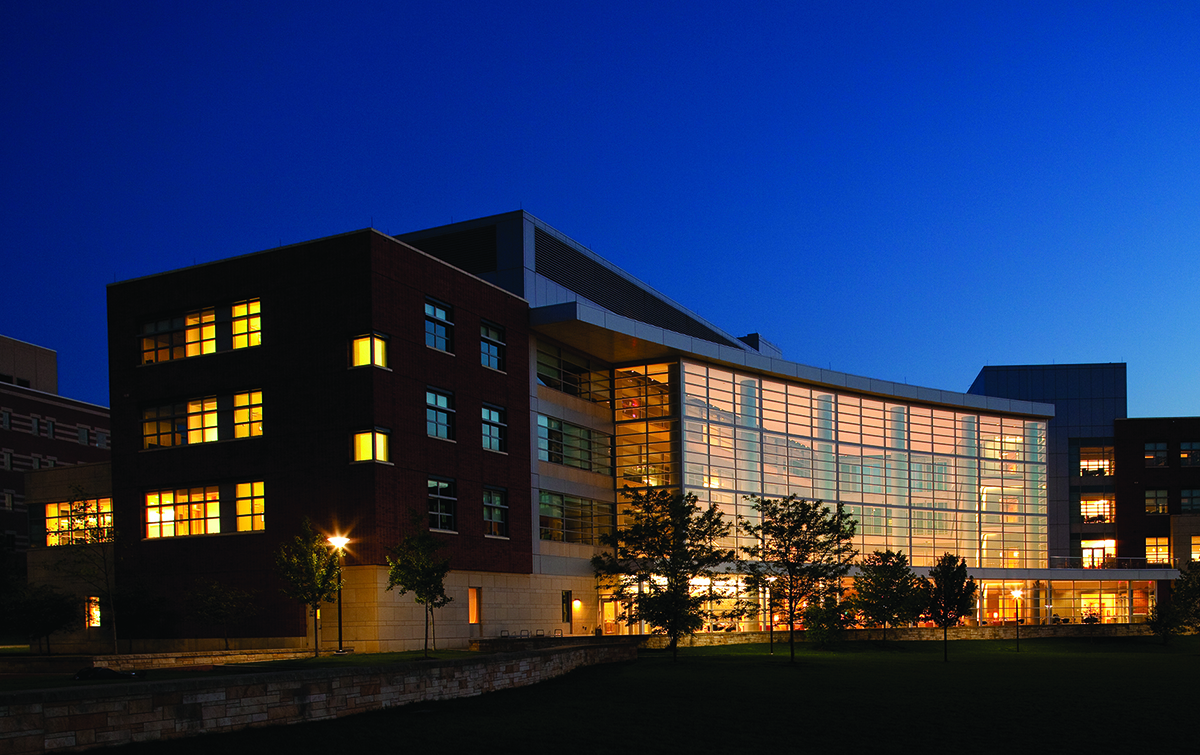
[328,536,349,654]
[1011,588,1023,653]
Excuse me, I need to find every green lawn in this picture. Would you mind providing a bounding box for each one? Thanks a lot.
[105,636,1199,754]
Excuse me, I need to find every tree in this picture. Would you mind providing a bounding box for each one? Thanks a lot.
[926,553,977,662]
[191,580,259,650]
[1,583,82,655]
[853,549,929,644]
[591,489,734,661]
[1148,560,1200,645]
[51,490,119,654]
[738,495,857,662]
[386,518,452,658]
[275,518,341,657]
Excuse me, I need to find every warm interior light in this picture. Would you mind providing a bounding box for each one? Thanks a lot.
[328,536,349,549]
[572,599,582,611]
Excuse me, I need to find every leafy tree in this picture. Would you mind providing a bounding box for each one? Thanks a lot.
[275,518,341,657]
[1,583,82,654]
[738,495,857,662]
[853,549,929,643]
[925,553,977,662]
[386,518,453,658]
[51,489,119,654]
[592,489,734,661]
[1147,560,1200,644]
[191,580,259,650]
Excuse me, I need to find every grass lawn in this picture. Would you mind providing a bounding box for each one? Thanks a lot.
[105,635,1200,754]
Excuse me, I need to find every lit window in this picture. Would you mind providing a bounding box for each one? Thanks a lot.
[351,334,388,368]
[468,587,481,624]
[85,597,101,628]
[1078,446,1115,476]
[234,391,263,438]
[1081,539,1116,568]
[1145,489,1169,515]
[232,299,262,349]
[45,498,114,545]
[353,429,390,462]
[484,488,507,537]
[1183,490,1200,513]
[426,389,455,440]
[141,307,216,363]
[236,481,265,532]
[1146,537,1170,565]
[1182,442,1200,467]
[482,405,506,452]
[1080,496,1114,524]
[78,427,89,444]
[481,323,505,371]
[428,478,456,531]
[425,299,453,352]
[187,397,219,444]
[1192,535,1200,563]
[1145,442,1168,467]
[145,486,220,538]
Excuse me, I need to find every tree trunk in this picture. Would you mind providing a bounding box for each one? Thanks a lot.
[312,606,321,657]
[423,604,431,658]
[943,624,948,662]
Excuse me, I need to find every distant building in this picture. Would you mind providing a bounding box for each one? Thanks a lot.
[0,335,110,578]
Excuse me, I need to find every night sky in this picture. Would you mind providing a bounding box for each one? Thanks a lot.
[3,2,1199,415]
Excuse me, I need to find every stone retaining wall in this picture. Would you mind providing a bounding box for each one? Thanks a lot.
[639,623,1156,648]
[0,643,637,754]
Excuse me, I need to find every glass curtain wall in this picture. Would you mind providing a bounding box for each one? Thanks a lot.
[681,361,1048,568]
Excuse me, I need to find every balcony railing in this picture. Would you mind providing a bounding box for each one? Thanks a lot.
[1050,556,1178,570]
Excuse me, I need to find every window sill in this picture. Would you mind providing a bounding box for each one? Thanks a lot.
[485,534,510,540]
[350,365,394,372]
[426,345,455,356]
[351,459,395,465]
[428,435,457,444]
[430,528,458,535]
[484,448,508,455]
[482,365,507,375]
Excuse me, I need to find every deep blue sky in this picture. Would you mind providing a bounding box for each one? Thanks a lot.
[3,2,1198,416]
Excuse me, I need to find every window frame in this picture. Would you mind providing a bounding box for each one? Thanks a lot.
[145,486,221,539]
[480,322,506,371]
[231,298,262,350]
[424,299,454,353]
[353,428,391,463]
[483,487,508,538]
[428,477,457,532]
[351,333,389,369]
[233,391,264,438]
[235,481,266,532]
[1145,489,1169,515]
[140,307,217,364]
[426,389,456,441]
[1145,442,1169,468]
[482,404,507,453]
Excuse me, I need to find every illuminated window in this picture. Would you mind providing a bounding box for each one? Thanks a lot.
[236,481,265,532]
[45,498,113,545]
[145,486,220,538]
[425,299,453,352]
[1192,536,1200,562]
[1182,442,1200,467]
[1183,490,1200,513]
[351,334,388,368]
[85,597,101,628]
[428,478,456,531]
[143,403,185,448]
[187,397,219,444]
[539,491,614,545]
[1080,496,1114,524]
[353,429,390,463]
[141,307,216,363]
[1145,442,1168,467]
[1081,539,1116,568]
[481,323,505,371]
[482,405,506,452]
[426,389,455,440]
[1145,489,1168,515]
[1146,537,1170,564]
[232,299,262,349]
[468,587,481,624]
[484,488,507,537]
[234,391,263,438]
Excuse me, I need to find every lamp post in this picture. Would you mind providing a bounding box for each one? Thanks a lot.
[328,536,349,654]
[1011,588,1023,653]
[766,576,776,656]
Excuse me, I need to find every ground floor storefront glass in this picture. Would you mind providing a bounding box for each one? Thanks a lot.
[975,579,1155,625]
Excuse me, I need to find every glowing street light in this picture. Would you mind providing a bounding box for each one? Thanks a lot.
[1011,588,1023,653]
[328,536,349,654]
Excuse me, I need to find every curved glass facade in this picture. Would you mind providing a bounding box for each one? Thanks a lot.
[681,361,1047,568]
